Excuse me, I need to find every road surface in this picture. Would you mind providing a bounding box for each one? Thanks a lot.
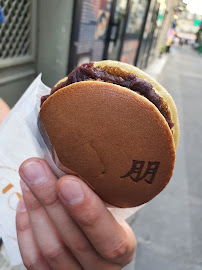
[125,47,202,270]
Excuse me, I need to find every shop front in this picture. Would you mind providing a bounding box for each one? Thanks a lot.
[68,0,155,71]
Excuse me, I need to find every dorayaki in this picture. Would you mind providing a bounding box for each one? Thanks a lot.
[40,60,179,208]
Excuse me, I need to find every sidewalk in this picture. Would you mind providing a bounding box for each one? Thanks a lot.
[144,54,168,81]
[123,53,170,270]
[126,46,202,270]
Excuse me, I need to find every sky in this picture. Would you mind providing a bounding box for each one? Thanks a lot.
[183,0,202,15]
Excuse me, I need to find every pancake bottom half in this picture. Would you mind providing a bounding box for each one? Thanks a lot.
[40,81,175,207]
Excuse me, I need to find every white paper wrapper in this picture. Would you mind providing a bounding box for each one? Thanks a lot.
[0,75,142,266]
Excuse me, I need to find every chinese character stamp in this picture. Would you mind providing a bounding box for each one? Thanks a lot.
[121,160,160,184]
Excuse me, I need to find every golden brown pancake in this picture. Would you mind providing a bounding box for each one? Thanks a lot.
[40,60,179,207]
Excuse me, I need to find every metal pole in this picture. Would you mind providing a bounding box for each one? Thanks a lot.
[134,0,151,67]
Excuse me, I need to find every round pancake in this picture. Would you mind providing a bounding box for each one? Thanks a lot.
[40,81,175,207]
[54,60,179,149]
[94,60,179,149]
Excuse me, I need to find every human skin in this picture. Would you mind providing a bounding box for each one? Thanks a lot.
[17,158,136,270]
[0,98,10,124]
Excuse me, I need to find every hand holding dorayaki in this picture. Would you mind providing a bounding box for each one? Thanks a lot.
[40,60,179,208]
[17,158,136,269]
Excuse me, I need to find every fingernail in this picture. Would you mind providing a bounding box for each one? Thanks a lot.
[17,199,26,212]
[59,179,84,205]
[21,161,46,185]
[20,179,30,191]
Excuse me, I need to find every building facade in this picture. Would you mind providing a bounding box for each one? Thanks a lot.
[0,0,177,107]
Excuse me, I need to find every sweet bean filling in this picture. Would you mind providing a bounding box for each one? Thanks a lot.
[41,63,174,129]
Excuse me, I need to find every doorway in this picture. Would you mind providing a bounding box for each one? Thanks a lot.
[104,0,150,66]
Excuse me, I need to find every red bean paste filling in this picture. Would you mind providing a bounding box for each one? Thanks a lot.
[41,63,174,129]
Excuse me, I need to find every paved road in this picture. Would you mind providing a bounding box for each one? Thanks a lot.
[125,47,202,270]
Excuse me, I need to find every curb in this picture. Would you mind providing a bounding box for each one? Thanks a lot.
[144,55,168,81]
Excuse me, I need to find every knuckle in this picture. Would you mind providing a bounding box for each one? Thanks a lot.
[72,238,92,254]
[17,221,30,232]
[43,245,64,262]
[16,215,30,232]
[40,189,58,207]
[80,207,100,227]
[23,254,43,269]
[27,198,41,212]
[104,239,129,262]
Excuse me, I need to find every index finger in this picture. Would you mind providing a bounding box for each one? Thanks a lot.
[57,176,136,265]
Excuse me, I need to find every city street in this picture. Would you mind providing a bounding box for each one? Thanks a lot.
[0,47,201,270]
[126,47,202,270]
[1,0,202,269]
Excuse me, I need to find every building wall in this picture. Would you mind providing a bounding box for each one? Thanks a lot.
[178,18,199,33]
[36,0,74,88]
[0,70,35,107]
[0,0,37,107]
[0,0,176,108]
[177,10,200,35]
